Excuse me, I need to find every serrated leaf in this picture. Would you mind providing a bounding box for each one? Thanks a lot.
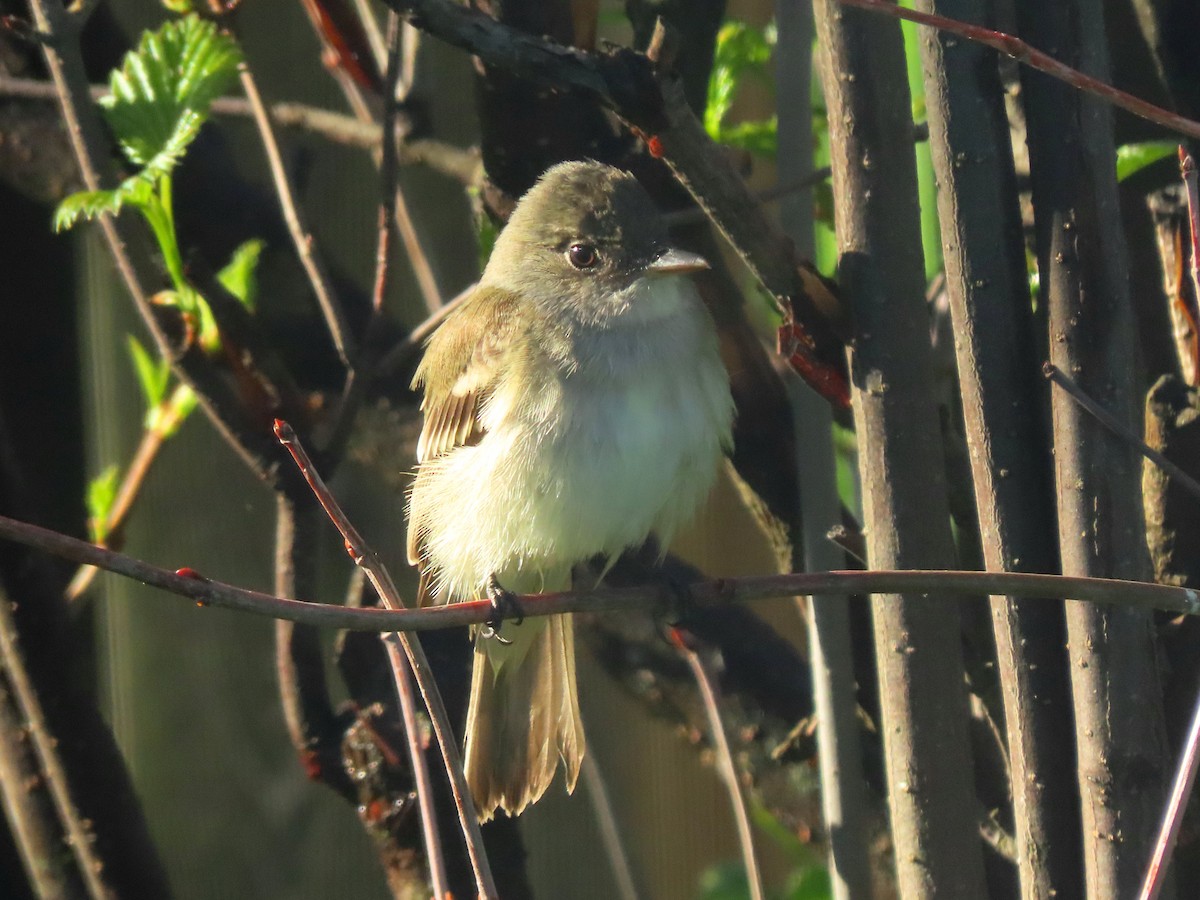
[127,335,171,409]
[86,465,121,543]
[217,239,265,311]
[54,169,158,231]
[1116,141,1177,182]
[101,15,241,175]
[54,190,122,232]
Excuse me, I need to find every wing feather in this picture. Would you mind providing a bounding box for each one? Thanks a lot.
[407,287,523,596]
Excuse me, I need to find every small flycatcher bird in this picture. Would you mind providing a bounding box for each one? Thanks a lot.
[406,160,734,821]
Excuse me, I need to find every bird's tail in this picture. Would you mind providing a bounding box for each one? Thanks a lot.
[463,613,585,822]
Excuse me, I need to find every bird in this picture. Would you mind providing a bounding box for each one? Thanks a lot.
[406,160,734,821]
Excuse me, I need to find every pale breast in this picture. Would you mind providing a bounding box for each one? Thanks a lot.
[410,283,733,602]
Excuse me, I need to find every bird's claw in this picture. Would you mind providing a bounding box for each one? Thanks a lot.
[480,574,524,643]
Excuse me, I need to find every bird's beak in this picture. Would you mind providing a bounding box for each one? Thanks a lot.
[647,247,710,276]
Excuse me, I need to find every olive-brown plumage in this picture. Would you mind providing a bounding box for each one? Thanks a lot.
[407,161,733,821]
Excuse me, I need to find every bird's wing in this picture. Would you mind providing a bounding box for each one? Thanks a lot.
[407,287,522,591]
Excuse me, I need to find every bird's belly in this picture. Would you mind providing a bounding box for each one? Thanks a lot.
[414,355,729,600]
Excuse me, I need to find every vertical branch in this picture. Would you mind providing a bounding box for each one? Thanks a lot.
[0,589,112,899]
[273,421,497,899]
[775,3,871,898]
[675,633,765,900]
[911,1,1081,897]
[1014,0,1173,896]
[210,5,357,367]
[384,635,450,899]
[811,1,987,895]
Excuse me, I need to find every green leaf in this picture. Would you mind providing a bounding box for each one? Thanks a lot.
[86,465,121,543]
[127,335,171,409]
[54,190,122,232]
[705,21,776,140]
[217,239,265,311]
[698,861,754,900]
[148,383,198,438]
[782,866,832,900]
[1116,141,1177,182]
[54,166,158,232]
[718,118,778,157]
[101,15,241,177]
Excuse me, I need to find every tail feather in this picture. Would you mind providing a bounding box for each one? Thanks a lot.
[464,615,584,821]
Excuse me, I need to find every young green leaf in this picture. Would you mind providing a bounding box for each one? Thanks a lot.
[217,239,265,311]
[1116,141,1177,182]
[86,464,121,543]
[704,21,777,156]
[54,190,121,232]
[148,383,198,438]
[127,335,171,410]
[100,15,241,178]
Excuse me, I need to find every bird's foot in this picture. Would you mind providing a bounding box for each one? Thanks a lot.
[479,574,525,644]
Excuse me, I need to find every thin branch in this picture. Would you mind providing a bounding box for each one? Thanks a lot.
[386,636,450,899]
[65,385,195,602]
[210,9,357,367]
[580,749,641,900]
[4,512,1200,631]
[674,632,765,900]
[0,73,490,178]
[26,0,284,484]
[376,282,472,376]
[272,421,497,899]
[0,589,112,899]
[1180,149,1200,345]
[1044,362,1200,501]
[836,0,1200,141]
[1139,683,1200,900]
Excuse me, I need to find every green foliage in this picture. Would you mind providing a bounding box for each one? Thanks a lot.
[697,861,831,900]
[1116,141,1177,182]
[53,178,154,232]
[217,239,265,311]
[128,335,172,409]
[705,21,778,156]
[100,15,241,174]
[127,336,198,436]
[55,14,241,310]
[86,465,121,543]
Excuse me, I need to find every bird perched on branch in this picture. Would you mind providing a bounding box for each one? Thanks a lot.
[407,160,734,821]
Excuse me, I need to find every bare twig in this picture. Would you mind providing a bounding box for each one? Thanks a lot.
[580,750,641,900]
[0,589,113,899]
[26,0,284,483]
[1139,684,1200,900]
[1044,362,1200,501]
[836,0,1200,141]
[65,386,194,602]
[304,1,443,315]
[6,511,1200,630]
[0,73,490,177]
[386,636,450,899]
[376,282,473,375]
[1180,149,1200,339]
[211,9,356,367]
[674,633,765,900]
[352,0,390,73]
[272,421,497,898]
[660,170,833,228]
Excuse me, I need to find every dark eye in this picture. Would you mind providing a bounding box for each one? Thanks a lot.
[567,243,599,270]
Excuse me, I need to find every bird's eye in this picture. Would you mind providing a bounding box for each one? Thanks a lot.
[566,243,599,270]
